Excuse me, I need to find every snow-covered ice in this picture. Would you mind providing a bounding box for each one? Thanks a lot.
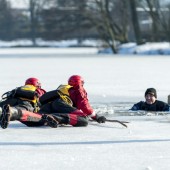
[0,49,170,170]
[1,118,170,170]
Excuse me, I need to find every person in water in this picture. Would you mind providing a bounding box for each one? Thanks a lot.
[130,88,170,111]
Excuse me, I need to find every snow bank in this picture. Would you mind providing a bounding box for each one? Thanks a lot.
[100,42,170,55]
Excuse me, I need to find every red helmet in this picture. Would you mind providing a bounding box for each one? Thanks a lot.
[25,77,41,88]
[68,75,84,87]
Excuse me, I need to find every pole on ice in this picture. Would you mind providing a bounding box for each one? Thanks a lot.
[105,119,129,128]
[90,119,129,128]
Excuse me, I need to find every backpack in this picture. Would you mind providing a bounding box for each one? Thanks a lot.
[0,85,40,111]
[39,84,73,106]
[1,85,37,102]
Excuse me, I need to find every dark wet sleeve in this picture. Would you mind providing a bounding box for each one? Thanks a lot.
[162,103,170,111]
[130,101,143,111]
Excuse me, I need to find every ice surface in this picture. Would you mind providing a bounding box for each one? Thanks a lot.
[0,50,170,170]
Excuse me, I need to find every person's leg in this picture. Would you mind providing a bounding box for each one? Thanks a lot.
[39,98,88,127]
[68,114,88,127]
[52,113,88,127]
[0,105,58,129]
[19,110,58,128]
[72,115,88,127]
[0,105,22,129]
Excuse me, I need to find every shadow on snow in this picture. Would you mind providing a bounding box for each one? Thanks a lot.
[0,139,170,146]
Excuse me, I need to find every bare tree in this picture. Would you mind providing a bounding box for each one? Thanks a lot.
[40,0,89,41]
[18,0,49,46]
[139,0,160,41]
[139,0,170,42]
[85,0,129,53]
[160,4,170,42]
[0,0,14,40]
[129,0,142,44]
[29,0,50,45]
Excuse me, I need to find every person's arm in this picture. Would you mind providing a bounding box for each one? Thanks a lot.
[161,102,170,111]
[70,87,106,123]
[74,88,94,116]
[130,101,143,111]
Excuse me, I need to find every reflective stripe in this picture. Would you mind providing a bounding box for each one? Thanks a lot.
[89,111,96,117]
[20,97,37,104]
[21,85,36,91]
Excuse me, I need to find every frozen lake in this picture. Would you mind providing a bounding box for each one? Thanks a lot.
[0,52,170,105]
[1,50,170,170]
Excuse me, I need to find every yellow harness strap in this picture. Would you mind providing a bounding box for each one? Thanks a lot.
[57,84,73,106]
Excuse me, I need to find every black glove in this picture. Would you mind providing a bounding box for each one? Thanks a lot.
[96,115,106,123]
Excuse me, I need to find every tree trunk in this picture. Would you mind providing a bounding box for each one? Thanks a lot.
[129,0,142,44]
[30,0,37,46]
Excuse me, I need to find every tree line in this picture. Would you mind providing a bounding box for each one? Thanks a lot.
[0,0,170,53]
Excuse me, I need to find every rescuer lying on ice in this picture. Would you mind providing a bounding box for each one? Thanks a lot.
[38,75,106,127]
[0,77,58,129]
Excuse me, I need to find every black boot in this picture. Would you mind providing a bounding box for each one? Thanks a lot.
[52,114,69,124]
[0,107,2,126]
[0,105,22,129]
[0,107,2,118]
[41,114,59,128]
[0,105,11,129]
